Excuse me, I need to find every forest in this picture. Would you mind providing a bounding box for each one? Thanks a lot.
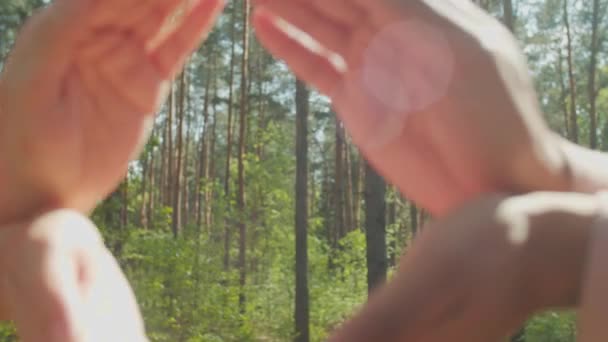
[0,0,606,341]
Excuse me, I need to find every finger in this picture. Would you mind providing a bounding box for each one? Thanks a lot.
[252,8,344,96]
[308,0,366,28]
[151,0,225,79]
[253,0,351,58]
[93,32,170,114]
[253,0,365,28]
[82,249,147,341]
[128,0,191,46]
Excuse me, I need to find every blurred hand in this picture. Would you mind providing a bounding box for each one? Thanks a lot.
[0,0,224,224]
[329,192,599,341]
[252,0,570,216]
[0,210,147,342]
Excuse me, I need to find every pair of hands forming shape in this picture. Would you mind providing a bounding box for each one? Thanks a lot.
[0,0,599,341]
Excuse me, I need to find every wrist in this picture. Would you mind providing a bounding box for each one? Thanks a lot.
[520,193,599,311]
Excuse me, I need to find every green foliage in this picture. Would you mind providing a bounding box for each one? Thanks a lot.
[526,311,577,342]
[0,0,606,341]
[0,322,17,341]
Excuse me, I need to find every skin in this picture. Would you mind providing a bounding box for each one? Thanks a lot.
[329,192,600,341]
[251,0,580,216]
[0,0,223,339]
[0,0,225,225]
[1,0,608,340]
[249,0,608,339]
[0,210,147,342]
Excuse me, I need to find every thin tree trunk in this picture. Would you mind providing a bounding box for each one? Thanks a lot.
[588,0,600,149]
[502,0,514,32]
[353,154,363,230]
[558,48,570,138]
[223,9,237,271]
[147,150,155,228]
[182,72,192,227]
[388,189,397,266]
[196,66,212,228]
[294,79,310,342]
[334,119,345,241]
[140,150,150,229]
[564,0,579,143]
[172,70,187,238]
[167,84,175,207]
[410,203,418,238]
[364,162,387,293]
[237,0,251,312]
[344,142,354,232]
[207,67,219,232]
[120,177,128,230]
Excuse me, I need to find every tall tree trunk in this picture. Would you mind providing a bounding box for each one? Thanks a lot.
[294,79,310,342]
[410,202,418,238]
[147,150,155,228]
[140,150,150,229]
[364,163,387,293]
[223,9,237,271]
[563,0,579,143]
[159,118,167,206]
[502,0,514,32]
[588,0,601,149]
[207,68,219,232]
[387,189,397,266]
[182,72,192,227]
[344,142,354,232]
[237,0,251,312]
[334,119,345,241]
[172,70,187,238]
[558,48,570,138]
[353,154,363,230]
[196,66,212,228]
[167,84,175,207]
[120,177,128,230]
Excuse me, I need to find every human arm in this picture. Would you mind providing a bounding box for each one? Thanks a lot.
[329,191,603,342]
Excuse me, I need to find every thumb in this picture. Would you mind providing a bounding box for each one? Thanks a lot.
[0,210,102,342]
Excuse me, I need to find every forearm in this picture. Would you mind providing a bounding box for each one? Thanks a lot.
[556,134,608,193]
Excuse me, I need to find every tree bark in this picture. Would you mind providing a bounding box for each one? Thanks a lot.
[410,202,418,238]
[237,0,251,312]
[334,119,345,241]
[172,70,187,238]
[563,0,579,143]
[588,0,601,149]
[223,8,237,271]
[294,79,310,342]
[364,163,387,293]
[502,0,515,32]
[344,142,354,232]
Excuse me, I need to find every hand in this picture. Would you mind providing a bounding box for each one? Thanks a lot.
[0,0,224,224]
[0,210,147,342]
[252,0,570,215]
[329,192,600,341]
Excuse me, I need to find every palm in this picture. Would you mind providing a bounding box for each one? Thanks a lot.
[0,0,223,215]
[253,0,566,215]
